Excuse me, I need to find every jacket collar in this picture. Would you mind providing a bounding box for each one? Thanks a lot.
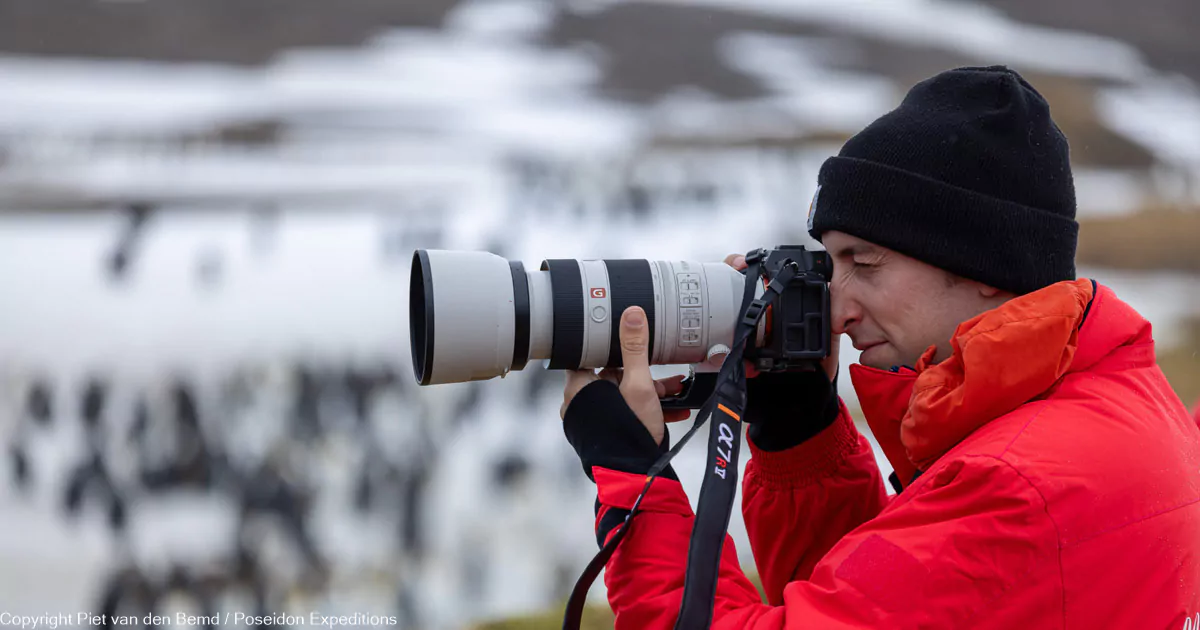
[849,278,1150,482]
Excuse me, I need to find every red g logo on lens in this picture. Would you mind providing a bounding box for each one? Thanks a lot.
[590,288,606,299]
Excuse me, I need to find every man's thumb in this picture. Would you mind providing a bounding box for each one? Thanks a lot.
[620,307,650,370]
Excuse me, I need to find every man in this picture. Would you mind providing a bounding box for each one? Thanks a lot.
[560,66,1200,628]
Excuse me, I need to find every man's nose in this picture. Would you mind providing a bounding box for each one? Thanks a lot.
[830,285,860,336]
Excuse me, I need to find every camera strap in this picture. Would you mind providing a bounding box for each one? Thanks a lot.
[563,251,800,630]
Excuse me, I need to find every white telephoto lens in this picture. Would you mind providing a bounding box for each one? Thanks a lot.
[410,251,753,385]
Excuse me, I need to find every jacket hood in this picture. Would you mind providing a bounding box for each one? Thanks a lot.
[849,278,1154,480]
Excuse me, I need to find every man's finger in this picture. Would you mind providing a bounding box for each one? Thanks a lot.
[565,369,597,388]
[563,369,599,401]
[618,307,652,391]
[723,253,747,271]
[664,409,691,423]
[562,369,598,420]
[598,367,622,385]
[822,334,841,382]
[655,374,687,397]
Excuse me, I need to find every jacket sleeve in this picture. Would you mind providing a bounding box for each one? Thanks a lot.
[595,454,1059,630]
[742,400,890,604]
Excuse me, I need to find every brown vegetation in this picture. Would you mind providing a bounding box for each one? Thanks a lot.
[1077,205,1200,272]
[1159,316,1200,411]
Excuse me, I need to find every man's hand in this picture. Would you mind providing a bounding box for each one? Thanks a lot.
[724,252,843,451]
[561,306,690,445]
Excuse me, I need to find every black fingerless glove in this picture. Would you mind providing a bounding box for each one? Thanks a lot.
[562,379,678,482]
[744,369,840,452]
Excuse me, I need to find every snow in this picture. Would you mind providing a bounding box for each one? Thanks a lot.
[1097,76,1200,168]
[0,57,263,135]
[1073,169,1151,218]
[447,0,558,41]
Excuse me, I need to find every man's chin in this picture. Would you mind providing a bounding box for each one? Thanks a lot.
[858,343,893,370]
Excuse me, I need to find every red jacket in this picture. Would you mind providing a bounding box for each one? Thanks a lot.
[594,279,1200,628]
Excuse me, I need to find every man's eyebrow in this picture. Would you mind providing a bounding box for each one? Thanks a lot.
[831,244,879,258]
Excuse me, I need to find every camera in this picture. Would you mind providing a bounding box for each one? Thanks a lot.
[408,246,831,404]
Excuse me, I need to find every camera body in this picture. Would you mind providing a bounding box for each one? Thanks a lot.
[743,246,833,373]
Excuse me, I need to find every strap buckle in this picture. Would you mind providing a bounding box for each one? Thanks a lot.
[740,298,768,328]
[744,248,767,266]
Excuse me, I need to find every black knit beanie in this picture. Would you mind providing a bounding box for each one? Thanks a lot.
[808,66,1078,295]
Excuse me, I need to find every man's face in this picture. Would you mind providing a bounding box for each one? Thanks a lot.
[822,230,1008,370]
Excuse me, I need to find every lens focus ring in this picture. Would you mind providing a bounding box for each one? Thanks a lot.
[603,260,656,368]
[542,259,585,370]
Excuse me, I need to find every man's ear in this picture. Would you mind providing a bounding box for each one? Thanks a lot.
[975,283,1013,299]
